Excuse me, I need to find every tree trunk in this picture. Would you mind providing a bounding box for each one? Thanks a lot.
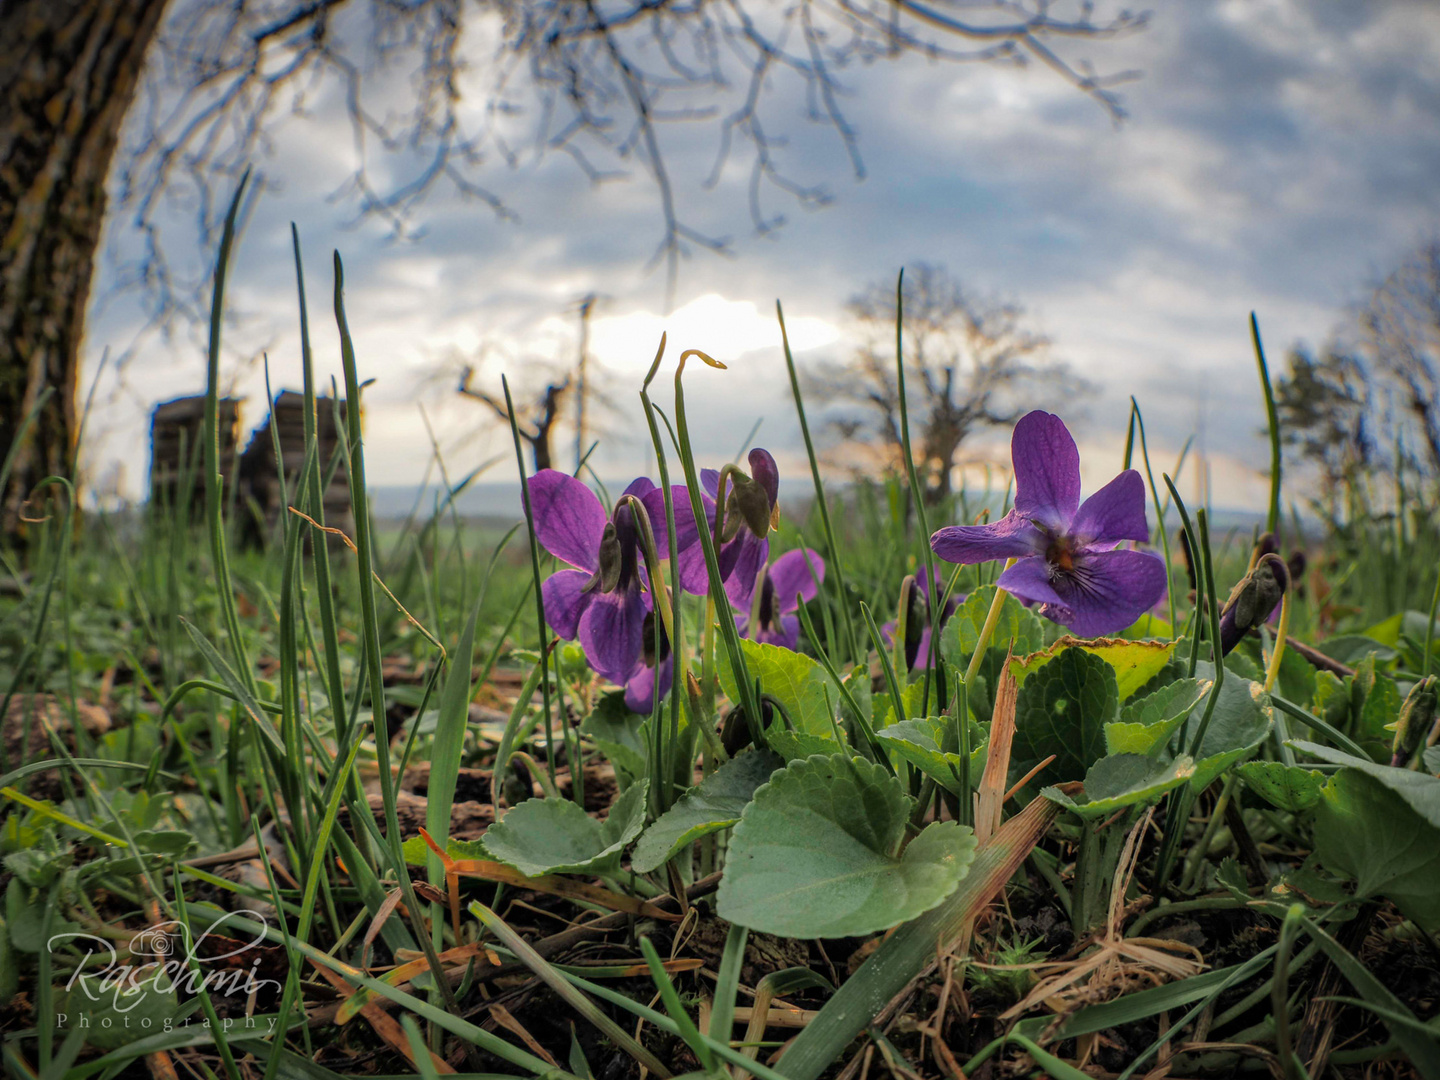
[0,0,168,533]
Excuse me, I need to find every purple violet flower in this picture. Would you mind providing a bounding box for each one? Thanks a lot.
[882,569,964,671]
[730,548,825,650]
[929,411,1166,637]
[528,470,689,686]
[670,448,779,604]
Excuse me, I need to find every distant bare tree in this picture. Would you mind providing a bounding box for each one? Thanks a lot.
[1353,237,1440,477]
[806,263,1084,501]
[0,0,1146,532]
[1273,347,1374,515]
[458,366,570,472]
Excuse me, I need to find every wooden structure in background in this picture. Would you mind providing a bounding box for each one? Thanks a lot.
[148,391,354,546]
[148,395,240,513]
[237,391,353,545]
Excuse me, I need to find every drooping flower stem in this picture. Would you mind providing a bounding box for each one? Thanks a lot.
[1165,474,1206,679]
[1185,508,1226,758]
[646,399,723,732]
[667,349,765,741]
[639,339,720,810]
[1263,589,1296,767]
[1263,590,1292,694]
[964,559,1018,688]
[1156,503,1226,891]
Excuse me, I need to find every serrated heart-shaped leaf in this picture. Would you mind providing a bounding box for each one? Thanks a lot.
[1184,663,1273,790]
[631,750,782,873]
[767,730,842,761]
[481,781,648,878]
[941,587,1045,719]
[1291,742,1440,829]
[1238,760,1326,812]
[1011,646,1119,788]
[1105,678,1208,756]
[1010,636,1177,701]
[1314,767,1440,932]
[876,717,987,796]
[717,639,842,743]
[1044,753,1195,819]
[718,754,977,937]
[580,693,649,786]
[943,586,1046,662]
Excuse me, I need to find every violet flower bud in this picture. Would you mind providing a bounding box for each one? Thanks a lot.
[1390,675,1438,768]
[898,574,929,671]
[725,472,774,540]
[1218,553,1289,657]
[588,521,624,594]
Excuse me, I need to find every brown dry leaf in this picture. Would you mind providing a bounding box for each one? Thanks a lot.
[310,962,456,1073]
[488,1003,559,1068]
[974,651,1017,846]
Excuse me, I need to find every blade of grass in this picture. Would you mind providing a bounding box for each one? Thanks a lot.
[707,921,748,1048]
[184,907,579,1079]
[1273,904,1305,1080]
[552,970,793,1080]
[777,301,859,663]
[638,936,712,1074]
[502,375,559,792]
[427,527,518,900]
[470,902,673,1078]
[290,226,349,745]
[1252,314,1283,539]
[890,270,945,710]
[1129,399,1177,632]
[332,250,469,1034]
[171,870,243,1080]
[1299,915,1440,1078]
[203,171,257,694]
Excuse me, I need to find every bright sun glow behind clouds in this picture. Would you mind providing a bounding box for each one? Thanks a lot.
[583,293,840,370]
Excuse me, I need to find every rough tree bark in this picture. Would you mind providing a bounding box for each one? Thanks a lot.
[0,0,169,532]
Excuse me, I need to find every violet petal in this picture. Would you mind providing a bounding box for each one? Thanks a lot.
[541,568,594,640]
[1070,470,1150,545]
[995,556,1069,610]
[578,586,646,683]
[624,654,673,714]
[1011,411,1081,532]
[931,509,1046,565]
[642,484,714,595]
[528,470,605,573]
[768,548,825,613]
[723,535,770,610]
[1021,548,1168,637]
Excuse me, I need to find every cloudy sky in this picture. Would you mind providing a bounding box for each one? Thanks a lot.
[82,0,1440,515]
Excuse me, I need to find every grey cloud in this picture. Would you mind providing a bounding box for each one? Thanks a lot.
[80,0,1440,510]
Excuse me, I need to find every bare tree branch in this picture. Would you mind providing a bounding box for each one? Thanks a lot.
[804,262,1089,501]
[104,0,1146,348]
